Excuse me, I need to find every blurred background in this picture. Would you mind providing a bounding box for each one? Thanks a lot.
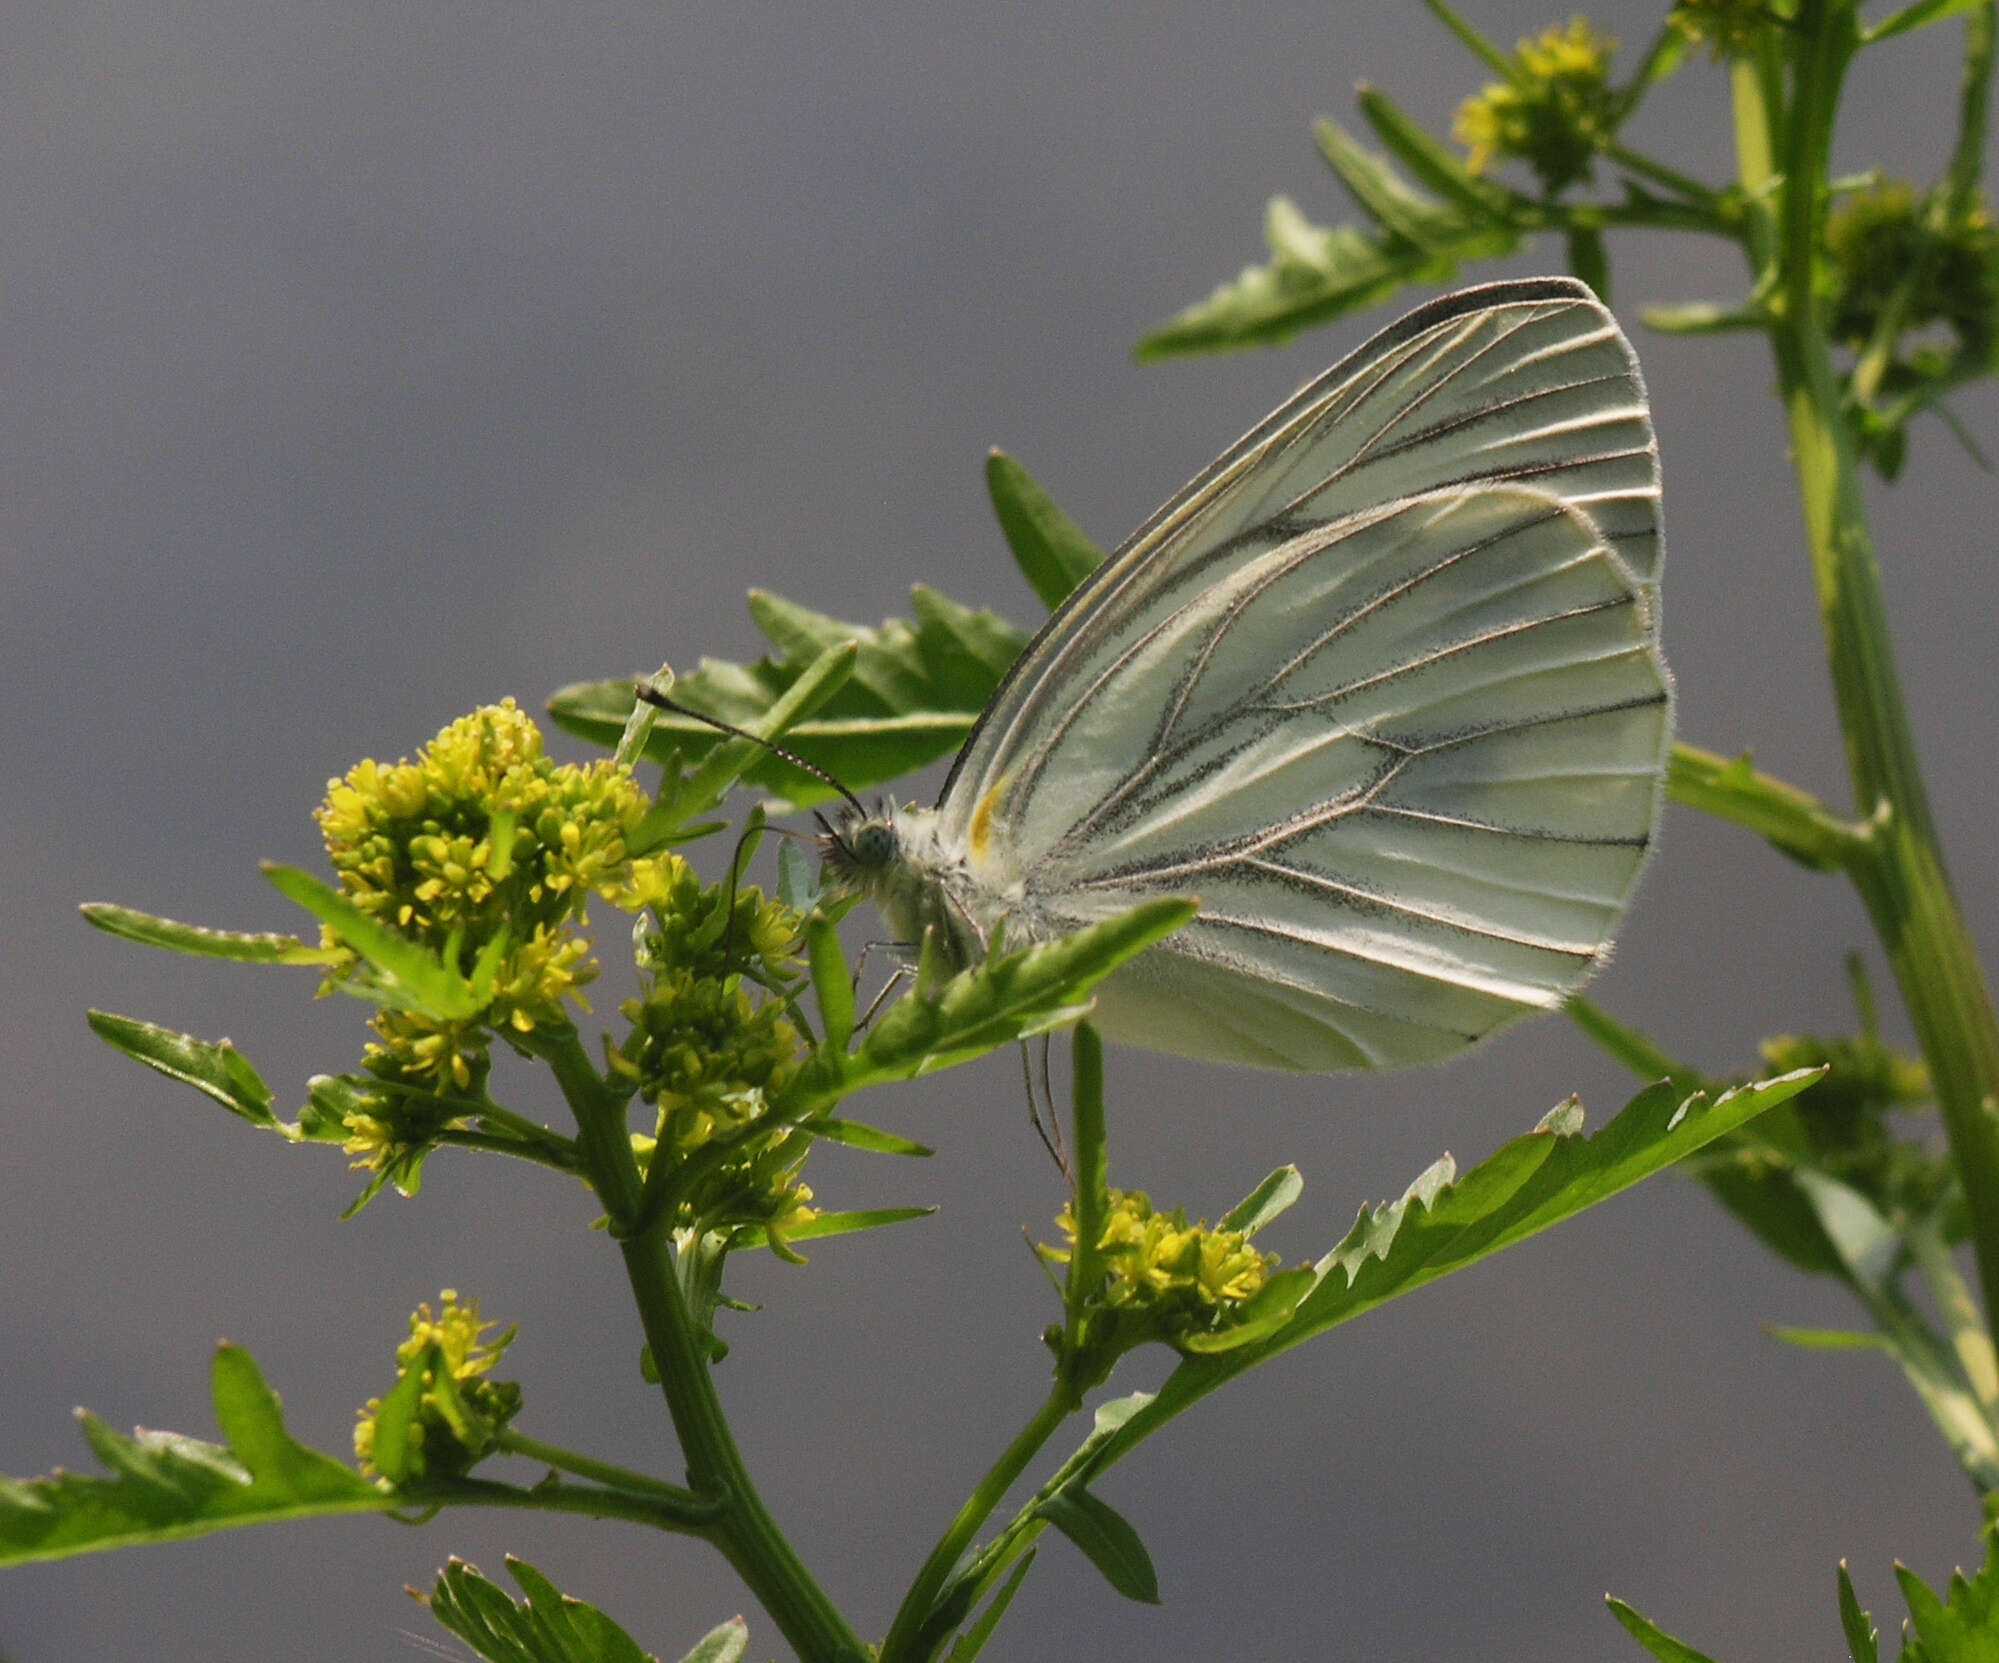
[5,3,1995,1659]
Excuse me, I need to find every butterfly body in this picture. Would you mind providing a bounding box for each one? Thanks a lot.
[826,278,1672,1073]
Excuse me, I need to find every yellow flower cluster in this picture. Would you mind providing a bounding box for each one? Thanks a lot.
[316,700,647,1093]
[1453,19,1617,193]
[1048,1189,1278,1361]
[353,1289,520,1482]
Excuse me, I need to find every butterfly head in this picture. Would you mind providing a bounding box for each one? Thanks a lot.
[815,801,904,894]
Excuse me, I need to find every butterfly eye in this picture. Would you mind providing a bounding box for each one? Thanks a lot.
[850,822,897,869]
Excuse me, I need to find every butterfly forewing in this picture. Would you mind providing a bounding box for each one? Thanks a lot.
[931,278,1670,1071]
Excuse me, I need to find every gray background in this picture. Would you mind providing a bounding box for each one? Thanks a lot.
[5,3,1995,1659]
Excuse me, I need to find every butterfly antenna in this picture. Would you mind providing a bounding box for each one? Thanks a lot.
[634,680,867,819]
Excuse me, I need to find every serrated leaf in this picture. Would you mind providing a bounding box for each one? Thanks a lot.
[426,1556,661,1663]
[1220,1166,1304,1237]
[1838,1561,1880,1663]
[1036,1486,1159,1604]
[985,450,1105,609]
[1606,1596,1721,1663]
[1896,1528,1999,1660]
[1136,175,1517,359]
[0,1345,381,1565]
[1005,1072,1816,1538]
[548,586,1032,805]
[263,864,486,1021]
[87,1011,283,1131]
[80,902,339,965]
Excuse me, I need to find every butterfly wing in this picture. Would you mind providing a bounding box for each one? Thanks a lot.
[938,278,1671,1070]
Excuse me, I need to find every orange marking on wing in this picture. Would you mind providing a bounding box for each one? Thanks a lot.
[969,779,1007,861]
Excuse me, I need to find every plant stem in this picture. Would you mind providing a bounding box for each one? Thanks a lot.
[536,1024,870,1663]
[494,1428,718,1512]
[879,1385,1073,1663]
[1733,5,1999,1324]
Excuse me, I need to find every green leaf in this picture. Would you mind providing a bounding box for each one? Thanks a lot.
[808,1118,934,1157]
[728,1206,936,1251]
[944,1549,1036,1663]
[0,1345,381,1566]
[1136,146,1517,359]
[675,1616,750,1663]
[1355,85,1515,220]
[1035,1486,1160,1605]
[262,864,486,1021]
[86,1011,283,1131]
[425,1555,664,1663]
[1418,0,1520,81]
[985,450,1106,610]
[993,1072,1817,1554]
[1863,0,1985,44]
[365,1340,433,1488]
[1837,1561,1880,1663]
[1220,1165,1305,1237]
[1770,1326,1890,1350]
[776,899,1196,1116]
[777,838,819,913]
[1791,1175,1999,1489]
[80,902,339,966]
[1606,1596,1722,1663]
[1896,1527,1999,1659]
[1641,301,1770,336]
[806,916,855,1054]
[548,586,1032,805]
[674,640,859,817]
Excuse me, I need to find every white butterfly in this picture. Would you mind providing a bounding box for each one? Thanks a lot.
[824,277,1672,1071]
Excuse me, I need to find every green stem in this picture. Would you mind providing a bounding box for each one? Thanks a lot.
[880,1386,1074,1663]
[494,1428,719,1514]
[537,1024,869,1663]
[1734,7,1999,1325]
[403,1474,716,1534]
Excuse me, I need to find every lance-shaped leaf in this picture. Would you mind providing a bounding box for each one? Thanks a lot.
[728,1206,936,1252]
[87,1012,285,1132]
[777,899,1196,1116]
[264,864,487,1021]
[1035,1486,1159,1604]
[1605,1597,1721,1663]
[986,449,1105,610]
[0,1345,382,1565]
[80,902,341,966]
[548,585,1032,804]
[424,1554,676,1663]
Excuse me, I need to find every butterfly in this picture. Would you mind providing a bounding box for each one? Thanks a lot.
[821,276,1672,1072]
